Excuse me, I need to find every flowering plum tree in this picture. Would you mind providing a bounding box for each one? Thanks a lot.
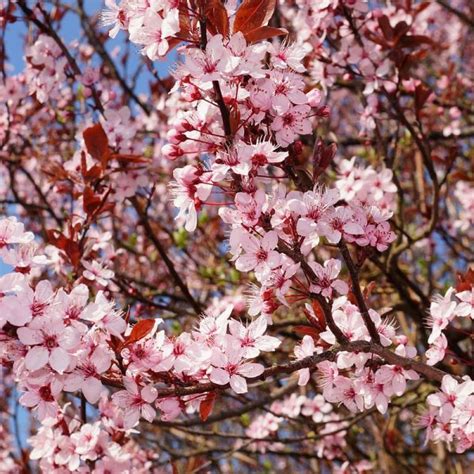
[0,0,473,472]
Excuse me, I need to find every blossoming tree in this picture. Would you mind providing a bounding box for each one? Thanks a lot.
[0,0,473,472]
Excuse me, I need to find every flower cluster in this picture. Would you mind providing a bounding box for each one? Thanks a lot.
[25,35,68,103]
[422,375,474,453]
[246,393,348,460]
[102,0,180,58]
[425,287,474,366]
[0,0,472,469]
[0,214,283,468]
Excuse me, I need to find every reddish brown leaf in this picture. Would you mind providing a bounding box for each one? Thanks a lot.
[377,15,393,42]
[204,0,229,37]
[347,289,357,306]
[294,325,321,340]
[414,84,432,119]
[456,269,474,292]
[398,34,434,49]
[47,230,81,267]
[392,21,410,42]
[244,26,287,44]
[83,186,102,216]
[233,0,276,34]
[123,319,155,347]
[310,300,326,328]
[83,124,110,166]
[177,4,192,40]
[80,151,103,182]
[199,391,217,421]
[111,153,150,164]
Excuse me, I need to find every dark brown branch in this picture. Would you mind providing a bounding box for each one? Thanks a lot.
[130,196,203,315]
[338,240,381,344]
[199,17,232,139]
[16,0,104,114]
[76,0,151,116]
[436,0,474,29]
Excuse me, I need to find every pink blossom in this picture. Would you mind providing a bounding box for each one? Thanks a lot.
[235,231,281,281]
[325,376,364,412]
[19,372,63,421]
[0,217,34,248]
[427,375,474,423]
[64,347,112,403]
[171,165,212,232]
[426,334,448,366]
[17,315,80,373]
[271,104,312,147]
[112,377,158,428]
[309,259,348,298]
[375,364,419,397]
[209,346,264,394]
[294,335,316,386]
[82,260,114,287]
[228,315,281,358]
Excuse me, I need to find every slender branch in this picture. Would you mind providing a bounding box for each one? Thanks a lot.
[199,17,232,139]
[103,340,451,403]
[276,240,348,343]
[436,0,474,29]
[76,0,151,115]
[16,0,104,114]
[338,240,381,344]
[130,196,203,315]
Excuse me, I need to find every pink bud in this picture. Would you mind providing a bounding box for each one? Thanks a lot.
[162,144,183,160]
[307,89,322,107]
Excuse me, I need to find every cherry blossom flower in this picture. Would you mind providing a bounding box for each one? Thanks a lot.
[17,315,80,373]
[271,104,312,147]
[209,346,264,394]
[425,333,448,366]
[294,335,316,386]
[427,376,474,423]
[309,258,348,298]
[228,315,281,358]
[0,217,34,247]
[64,346,112,403]
[235,231,281,281]
[19,372,63,421]
[325,376,364,412]
[171,165,212,232]
[374,364,419,397]
[112,377,158,428]
[82,259,114,287]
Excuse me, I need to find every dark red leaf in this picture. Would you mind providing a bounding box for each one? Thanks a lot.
[123,319,155,347]
[111,153,150,164]
[83,186,102,216]
[46,230,81,267]
[199,391,217,421]
[414,84,432,118]
[377,15,393,42]
[398,35,434,49]
[233,0,276,34]
[456,269,474,292]
[204,0,229,37]
[244,26,287,44]
[294,325,321,339]
[83,124,110,166]
[229,106,241,136]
